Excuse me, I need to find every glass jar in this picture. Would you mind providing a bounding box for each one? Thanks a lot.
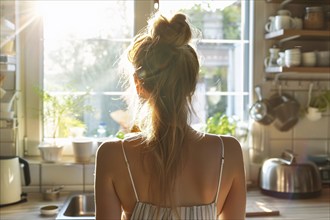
[326,11,330,30]
[303,6,324,30]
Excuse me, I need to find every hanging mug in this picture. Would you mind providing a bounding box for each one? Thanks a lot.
[265,16,275,32]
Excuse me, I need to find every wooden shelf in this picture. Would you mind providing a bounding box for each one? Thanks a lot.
[265,66,330,73]
[265,29,330,41]
[265,0,330,4]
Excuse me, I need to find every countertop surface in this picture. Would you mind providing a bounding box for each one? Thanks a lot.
[0,188,329,220]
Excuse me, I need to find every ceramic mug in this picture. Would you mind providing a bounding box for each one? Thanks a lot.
[302,51,316,67]
[274,15,292,30]
[265,16,275,32]
[291,17,303,29]
[285,48,301,67]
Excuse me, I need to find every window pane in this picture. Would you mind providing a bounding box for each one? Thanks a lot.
[41,0,250,139]
[42,1,134,138]
[159,0,250,123]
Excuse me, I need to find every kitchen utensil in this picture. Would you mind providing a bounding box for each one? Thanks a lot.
[305,83,322,121]
[0,156,31,206]
[259,150,322,199]
[43,186,63,201]
[249,86,275,125]
[272,87,300,131]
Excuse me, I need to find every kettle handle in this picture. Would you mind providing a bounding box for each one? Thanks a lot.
[19,157,31,186]
[281,150,296,165]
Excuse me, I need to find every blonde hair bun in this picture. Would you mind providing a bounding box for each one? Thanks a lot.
[151,13,192,47]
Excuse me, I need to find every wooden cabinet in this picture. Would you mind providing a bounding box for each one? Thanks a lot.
[264,0,330,78]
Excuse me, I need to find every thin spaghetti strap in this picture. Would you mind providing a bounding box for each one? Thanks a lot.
[215,135,225,204]
[121,140,139,202]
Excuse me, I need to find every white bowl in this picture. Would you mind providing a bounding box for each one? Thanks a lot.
[302,52,316,67]
[40,205,59,216]
[38,145,63,162]
[285,58,301,67]
[317,51,330,67]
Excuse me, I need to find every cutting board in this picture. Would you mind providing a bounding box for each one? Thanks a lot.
[246,201,280,217]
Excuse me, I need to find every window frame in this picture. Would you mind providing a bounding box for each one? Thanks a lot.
[22,0,254,156]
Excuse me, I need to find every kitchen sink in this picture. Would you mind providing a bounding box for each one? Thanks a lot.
[56,193,95,220]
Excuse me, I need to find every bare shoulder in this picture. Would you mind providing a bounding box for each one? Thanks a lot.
[96,139,122,158]
[95,139,123,174]
[220,135,244,176]
[220,135,242,154]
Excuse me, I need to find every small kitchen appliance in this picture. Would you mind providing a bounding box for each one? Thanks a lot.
[259,150,322,199]
[0,156,31,206]
[307,154,330,185]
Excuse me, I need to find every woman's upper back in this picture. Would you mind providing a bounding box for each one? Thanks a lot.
[96,131,245,219]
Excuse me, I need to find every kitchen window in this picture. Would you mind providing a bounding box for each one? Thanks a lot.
[23,0,252,155]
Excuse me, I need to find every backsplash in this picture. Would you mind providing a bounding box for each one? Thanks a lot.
[249,80,330,183]
[23,161,95,193]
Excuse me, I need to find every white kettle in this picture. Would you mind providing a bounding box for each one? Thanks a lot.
[0,156,31,206]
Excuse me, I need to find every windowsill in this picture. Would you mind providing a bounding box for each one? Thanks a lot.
[23,155,96,165]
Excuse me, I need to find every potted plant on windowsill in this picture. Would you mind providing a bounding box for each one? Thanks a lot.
[306,90,330,122]
[204,112,248,142]
[37,88,93,162]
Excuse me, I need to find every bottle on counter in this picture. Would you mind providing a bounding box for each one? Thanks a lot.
[97,122,107,138]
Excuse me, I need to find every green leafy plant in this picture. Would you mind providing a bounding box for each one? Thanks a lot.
[310,90,330,112]
[205,112,237,136]
[38,88,93,142]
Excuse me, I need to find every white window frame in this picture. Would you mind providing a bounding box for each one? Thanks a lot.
[22,0,254,156]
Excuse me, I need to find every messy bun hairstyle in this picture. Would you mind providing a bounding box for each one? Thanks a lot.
[126,13,200,208]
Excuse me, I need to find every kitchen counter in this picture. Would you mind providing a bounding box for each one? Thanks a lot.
[0,188,329,220]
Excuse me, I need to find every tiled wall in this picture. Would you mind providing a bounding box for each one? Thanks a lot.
[249,80,330,183]
[23,162,95,193]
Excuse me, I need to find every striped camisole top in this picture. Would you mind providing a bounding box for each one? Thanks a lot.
[121,136,225,220]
